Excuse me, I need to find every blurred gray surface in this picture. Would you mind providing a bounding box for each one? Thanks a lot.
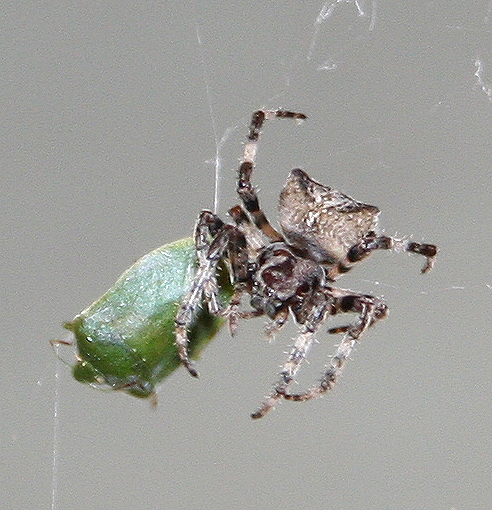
[2,2,491,509]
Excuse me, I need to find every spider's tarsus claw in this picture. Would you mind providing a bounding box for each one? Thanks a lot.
[328,326,349,334]
[251,399,275,419]
[407,242,437,274]
[251,408,268,419]
[421,257,435,274]
[183,361,199,378]
[274,109,307,120]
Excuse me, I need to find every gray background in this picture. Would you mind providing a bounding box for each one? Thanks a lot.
[2,1,491,509]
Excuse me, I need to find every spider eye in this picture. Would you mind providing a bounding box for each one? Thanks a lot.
[295,282,310,296]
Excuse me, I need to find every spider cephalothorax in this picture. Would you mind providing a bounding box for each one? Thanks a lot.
[175,110,437,419]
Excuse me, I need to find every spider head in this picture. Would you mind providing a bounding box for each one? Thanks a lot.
[250,244,324,319]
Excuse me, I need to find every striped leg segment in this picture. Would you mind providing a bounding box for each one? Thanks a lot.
[251,301,327,419]
[329,235,438,279]
[175,211,248,377]
[237,110,307,242]
[284,290,387,403]
[251,289,387,418]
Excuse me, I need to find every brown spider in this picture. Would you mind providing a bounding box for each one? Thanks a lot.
[175,110,437,419]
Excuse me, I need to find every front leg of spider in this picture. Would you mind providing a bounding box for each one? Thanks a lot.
[283,290,388,401]
[251,287,388,418]
[175,211,248,377]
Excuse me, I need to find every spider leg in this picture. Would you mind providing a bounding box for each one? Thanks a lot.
[237,109,306,242]
[327,287,388,334]
[264,306,289,338]
[251,301,327,419]
[175,212,247,377]
[194,211,226,315]
[329,235,438,279]
[407,241,438,273]
[224,305,269,337]
[228,205,264,253]
[217,212,255,334]
[221,287,249,336]
[283,289,388,404]
[251,330,317,419]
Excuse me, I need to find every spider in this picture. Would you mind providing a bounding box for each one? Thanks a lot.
[175,110,437,419]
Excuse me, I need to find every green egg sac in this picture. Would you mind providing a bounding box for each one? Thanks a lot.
[63,237,232,399]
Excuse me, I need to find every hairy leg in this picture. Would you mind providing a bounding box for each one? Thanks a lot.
[175,212,246,377]
[329,234,438,279]
[237,110,306,242]
[251,299,328,419]
[283,289,387,403]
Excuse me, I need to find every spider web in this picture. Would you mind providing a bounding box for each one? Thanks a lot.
[50,2,492,508]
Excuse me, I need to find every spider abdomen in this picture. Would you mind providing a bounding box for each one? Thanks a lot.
[279,168,380,263]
